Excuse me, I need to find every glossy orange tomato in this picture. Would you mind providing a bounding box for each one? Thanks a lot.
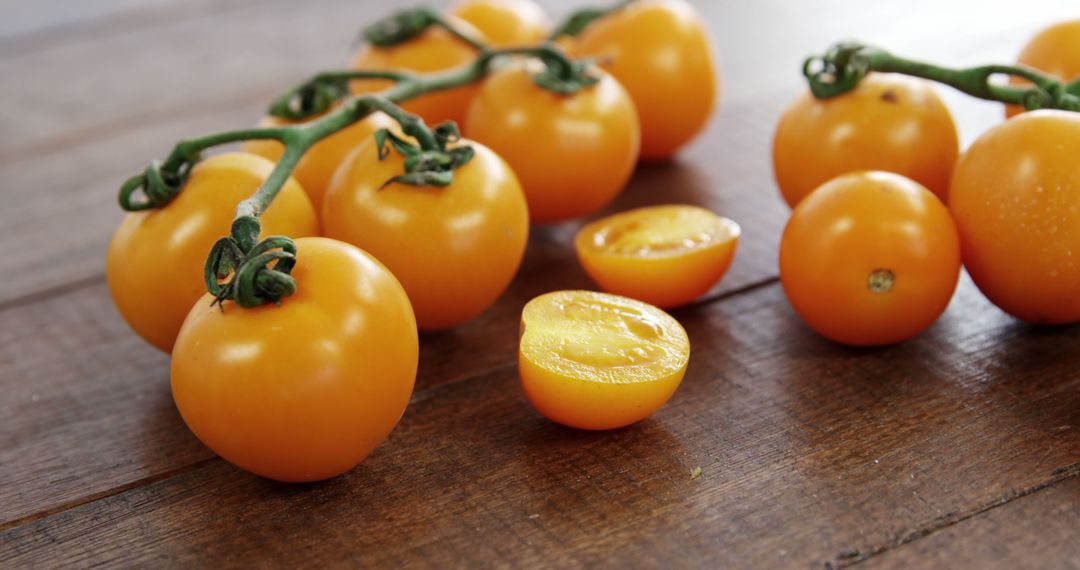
[1006,19,1080,117]
[448,0,549,46]
[172,237,418,482]
[322,137,528,330]
[575,205,740,308]
[949,110,1080,324]
[464,60,639,223]
[243,112,396,214]
[519,290,689,430]
[106,153,319,353]
[780,171,961,346]
[573,0,717,161]
[351,17,485,128]
[773,73,959,208]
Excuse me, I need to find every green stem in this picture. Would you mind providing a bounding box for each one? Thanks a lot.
[548,0,632,39]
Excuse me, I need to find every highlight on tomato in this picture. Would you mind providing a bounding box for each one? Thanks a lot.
[519,290,690,430]
[780,171,961,346]
[575,205,740,308]
[171,237,418,482]
[243,111,397,214]
[448,0,549,47]
[322,135,528,330]
[106,152,318,353]
[949,110,1080,324]
[350,16,485,128]
[464,59,640,223]
[572,0,717,161]
[773,73,959,208]
[1006,19,1080,117]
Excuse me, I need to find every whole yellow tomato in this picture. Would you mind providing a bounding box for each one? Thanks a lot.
[172,237,418,482]
[322,137,528,330]
[1006,19,1080,117]
[573,0,717,161]
[106,153,319,353]
[465,60,639,223]
[448,0,549,46]
[351,17,485,128]
[949,110,1080,324]
[773,73,959,207]
[243,112,396,214]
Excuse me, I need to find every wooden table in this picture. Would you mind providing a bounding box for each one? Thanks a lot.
[3,1,1080,567]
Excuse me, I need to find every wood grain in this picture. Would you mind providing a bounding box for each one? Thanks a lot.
[4,278,1080,567]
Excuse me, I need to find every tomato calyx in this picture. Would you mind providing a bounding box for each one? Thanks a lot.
[548,0,631,39]
[375,122,475,188]
[530,56,600,95]
[362,7,485,50]
[118,152,200,211]
[204,226,298,309]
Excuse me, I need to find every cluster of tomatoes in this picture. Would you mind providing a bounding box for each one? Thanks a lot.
[773,19,1080,346]
[107,0,728,482]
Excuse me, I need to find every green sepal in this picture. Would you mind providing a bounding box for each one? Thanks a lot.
[530,59,601,95]
[363,8,437,47]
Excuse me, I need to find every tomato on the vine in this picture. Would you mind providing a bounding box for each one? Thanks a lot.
[572,0,717,161]
[351,17,485,128]
[464,60,639,223]
[106,153,319,353]
[172,237,418,482]
[575,205,740,308]
[773,73,958,208]
[519,290,689,430]
[949,110,1080,324]
[243,112,396,214]
[448,0,549,47]
[1006,19,1080,117]
[322,137,528,330]
[780,171,961,346]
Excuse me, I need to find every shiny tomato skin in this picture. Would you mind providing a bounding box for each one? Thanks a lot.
[106,153,319,353]
[773,73,959,208]
[171,237,418,482]
[573,0,717,161]
[519,290,689,430]
[575,205,740,308]
[448,0,550,46]
[350,17,485,128]
[322,137,528,330]
[243,112,397,214]
[949,110,1080,324]
[1006,19,1080,117]
[780,171,961,346]
[464,60,640,223]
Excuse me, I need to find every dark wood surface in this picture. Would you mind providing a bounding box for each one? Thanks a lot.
[2,1,1079,568]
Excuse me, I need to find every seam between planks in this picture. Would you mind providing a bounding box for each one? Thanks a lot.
[829,460,1080,569]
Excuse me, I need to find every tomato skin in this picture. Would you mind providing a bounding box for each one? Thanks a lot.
[464,61,639,223]
[351,17,485,128]
[243,112,396,214]
[1006,19,1080,117]
[323,137,528,330]
[780,171,961,346]
[773,73,959,208]
[949,111,1080,324]
[519,290,689,430]
[575,205,740,308]
[106,153,319,353]
[573,0,717,161]
[448,0,549,46]
[171,237,418,482]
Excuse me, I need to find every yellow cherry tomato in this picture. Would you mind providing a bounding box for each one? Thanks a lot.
[575,205,740,308]
[350,17,485,128]
[448,0,550,46]
[172,237,418,482]
[323,137,528,330]
[465,60,640,223]
[1006,19,1080,117]
[573,0,718,161]
[106,153,319,353]
[243,112,396,214]
[519,290,690,430]
[773,73,959,207]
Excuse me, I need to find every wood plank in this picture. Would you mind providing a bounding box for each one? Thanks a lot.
[862,476,1080,569]
[0,0,178,43]
[4,277,1080,567]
